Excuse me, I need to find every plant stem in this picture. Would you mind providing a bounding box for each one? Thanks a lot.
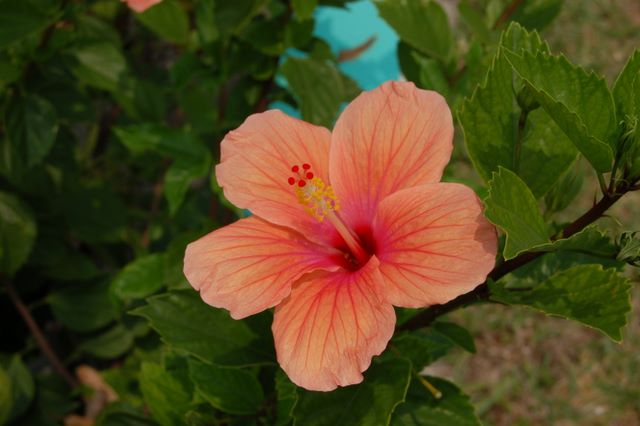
[493,0,525,29]
[3,279,77,388]
[398,191,625,332]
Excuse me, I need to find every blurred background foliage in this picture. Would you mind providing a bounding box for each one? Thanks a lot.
[0,0,638,425]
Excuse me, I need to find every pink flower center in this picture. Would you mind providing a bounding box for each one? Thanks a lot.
[288,163,369,267]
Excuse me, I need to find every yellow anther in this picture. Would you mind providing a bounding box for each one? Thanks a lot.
[295,177,340,222]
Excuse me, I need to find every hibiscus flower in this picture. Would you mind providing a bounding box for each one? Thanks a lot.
[184,81,497,391]
[123,0,161,13]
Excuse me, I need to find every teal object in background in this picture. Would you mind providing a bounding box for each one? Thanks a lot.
[271,0,400,116]
[314,0,400,90]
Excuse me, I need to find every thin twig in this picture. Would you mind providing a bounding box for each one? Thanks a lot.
[492,0,525,30]
[4,279,77,388]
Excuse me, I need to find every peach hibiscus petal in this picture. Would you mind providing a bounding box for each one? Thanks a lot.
[184,216,340,320]
[124,0,161,13]
[272,256,395,391]
[329,81,454,230]
[373,183,497,308]
[216,110,338,244]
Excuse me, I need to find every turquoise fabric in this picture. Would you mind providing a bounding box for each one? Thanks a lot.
[270,0,399,116]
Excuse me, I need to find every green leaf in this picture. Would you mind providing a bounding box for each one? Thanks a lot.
[613,49,640,120]
[0,0,59,48]
[17,374,77,426]
[49,280,117,332]
[503,48,615,171]
[214,0,266,37]
[460,24,577,197]
[374,0,453,62]
[111,254,166,302]
[4,356,35,423]
[0,192,37,275]
[292,0,318,20]
[164,154,211,215]
[114,125,207,160]
[60,183,127,243]
[457,2,492,45]
[95,403,156,426]
[131,290,275,366]
[135,0,190,45]
[80,324,134,359]
[293,358,411,426]
[390,329,455,370]
[491,265,631,341]
[531,226,616,257]
[194,0,218,44]
[432,321,476,353]
[139,362,192,426]
[510,0,563,31]
[188,359,264,415]
[275,370,298,426]
[617,231,640,265]
[392,376,480,426]
[5,95,59,167]
[0,368,11,425]
[543,167,582,214]
[281,57,360,127]
[69,41,128,92]
[484,167,549,259]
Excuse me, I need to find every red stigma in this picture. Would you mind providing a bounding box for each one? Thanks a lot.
[306,172,314,179]
[298,180,306,187]
[288,177,295,185]
[302,163,311,170]
[291,165,299,173]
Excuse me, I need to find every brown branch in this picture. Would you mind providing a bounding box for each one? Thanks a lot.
[398,191,625,332]
[338,36,377,62]
[492,0,525,30]
[4,279,77,388]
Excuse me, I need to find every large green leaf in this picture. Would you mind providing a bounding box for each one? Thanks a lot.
[510,0,563,31]
[491,265,631,341]
[164,154,211,215]
[214,0,266,37]
[275,370,298,426]
[79,324,134,359]
[281,57,360,127]
[114,125,208,160]
[389,322,474,371]
[69,41,128,92]
[0,0,59,48]
[48,280,117,332]
[460,23,577,197]
[293,358,411,426]
[0,192,37,275]
[374,0,453,62]
[188,359,264,415]
[139,362,192,426]
[131,290,275,366]
[135,0,190,45]
[3,356,35,423]
[612,49,640,120]
[531,226,616,257]
[484,167,549,259]
[292,0,318,20]
[392,377,480,426]
[111,254,166,302]
[503,48,615,171]
[5,95,59,168]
